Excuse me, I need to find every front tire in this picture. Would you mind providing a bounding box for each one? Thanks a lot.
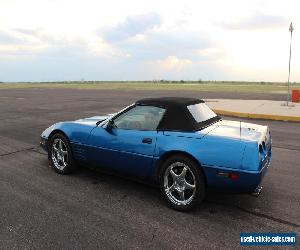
[159,155,206,211]
[48,133,76,174]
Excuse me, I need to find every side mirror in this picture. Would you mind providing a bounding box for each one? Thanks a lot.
[105,119,115,132]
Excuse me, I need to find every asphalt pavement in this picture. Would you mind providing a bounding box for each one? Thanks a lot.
[0,88,299,249]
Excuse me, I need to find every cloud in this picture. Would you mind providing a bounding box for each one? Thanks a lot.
[109,30,215,62]
[97,12,215,63]
[0,27,89,60]
[13,28,81,45]
[101,12,162,42]
[0,44,101,82]
[0,28,50,46]
[220,12,288,30]
[196,48,227,61]
[14,28,40,37]
[1,1,298,82]
[0,31,22,44]
[157,56,192,71]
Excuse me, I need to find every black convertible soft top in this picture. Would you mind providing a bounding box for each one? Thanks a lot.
[136,97,204,107]
[136,97,221,131]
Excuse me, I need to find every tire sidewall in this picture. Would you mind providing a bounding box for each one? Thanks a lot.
[48,133,75,174]
[159,155,205,211]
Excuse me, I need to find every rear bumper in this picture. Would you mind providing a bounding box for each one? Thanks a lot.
[203,156,271,194]
[251,185,263,197]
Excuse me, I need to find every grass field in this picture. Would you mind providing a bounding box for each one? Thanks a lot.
[0,81,300,93]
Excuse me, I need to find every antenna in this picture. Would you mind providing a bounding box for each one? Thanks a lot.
[286,22,294,106]
[240,120,242,140]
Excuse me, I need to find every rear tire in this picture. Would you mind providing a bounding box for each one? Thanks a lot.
[48,133,76,174]
[159,154,206,211]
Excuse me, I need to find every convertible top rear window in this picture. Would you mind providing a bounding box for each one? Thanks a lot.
[187,103,217,123]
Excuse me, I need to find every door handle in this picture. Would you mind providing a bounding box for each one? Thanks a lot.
[142,138,152,144]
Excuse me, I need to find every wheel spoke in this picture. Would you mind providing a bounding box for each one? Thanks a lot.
[184,181,195,190]
[58,140,63,150]
[61,157,67,167]
[53,141,59,151]
[178,190,185,201]
[170,169,179,181]
[61,150,68,156]
[179,166,187,178]
[166,184,175,194]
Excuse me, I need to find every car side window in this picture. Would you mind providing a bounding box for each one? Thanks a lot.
[114,105,165,131]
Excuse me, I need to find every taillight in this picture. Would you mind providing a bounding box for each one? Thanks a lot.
[228,173,239,181]
[217,172,239,181]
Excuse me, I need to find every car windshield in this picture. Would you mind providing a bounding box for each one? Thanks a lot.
[187,103,217,123]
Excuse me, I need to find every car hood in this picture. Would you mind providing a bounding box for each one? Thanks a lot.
[41,114,114,143]
[205,119,268,142]
[75,114,113,126]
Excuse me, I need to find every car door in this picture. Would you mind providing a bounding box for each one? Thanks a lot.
[87,105,166,178]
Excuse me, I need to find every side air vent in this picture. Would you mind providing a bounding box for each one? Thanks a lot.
[72,144,87,161]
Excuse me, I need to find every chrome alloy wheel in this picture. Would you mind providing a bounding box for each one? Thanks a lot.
[51,138,68,170]
[164,162,196,206]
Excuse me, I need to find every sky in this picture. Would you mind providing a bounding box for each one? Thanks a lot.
[0,0,299,82]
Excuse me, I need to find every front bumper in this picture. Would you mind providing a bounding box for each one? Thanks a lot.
[40,137,48,152]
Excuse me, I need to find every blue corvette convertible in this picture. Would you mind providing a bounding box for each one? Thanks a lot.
[40,97,272,211]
